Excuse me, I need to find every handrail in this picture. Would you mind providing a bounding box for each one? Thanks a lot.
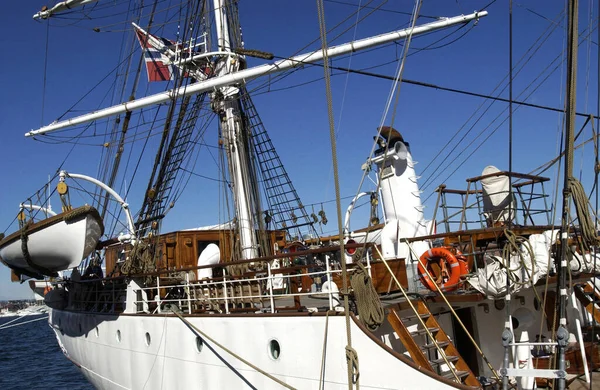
[401,238,501,382]
[466,170,550,183]
[98,242,377,281]
[370,245,461,383]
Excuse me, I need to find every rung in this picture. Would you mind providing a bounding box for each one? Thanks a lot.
[422,341,449,350]
[431,355,459,365]
[411,327,439,336]
[401,313,431,322]
[442,370,470,380]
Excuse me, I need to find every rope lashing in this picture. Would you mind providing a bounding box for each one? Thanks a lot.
[345,346,360,386]
[20,221,56,277]
[569,177,599,252]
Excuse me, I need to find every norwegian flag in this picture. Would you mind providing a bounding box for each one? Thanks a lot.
[135,29,179,82]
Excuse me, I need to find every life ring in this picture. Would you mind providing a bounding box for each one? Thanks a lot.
[418,247,469,292]
[43,285,52,296]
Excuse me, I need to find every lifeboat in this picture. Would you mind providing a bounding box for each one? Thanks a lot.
[0,206,104,278]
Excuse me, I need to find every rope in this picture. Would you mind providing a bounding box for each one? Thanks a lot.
[500,229,554,330]
[372,245,462,383]
[0,315,48,330]
[0,315,28,329]
[350,263,384,331]
[401,239,501,382]
[315,0,357,388]
[63,205,102,226]
[569,177,600,252]
[170,310,296,390]
[121,240,156,281]
[20,221,55,277]
[345,346,360,386]
[319,310,332,390]
[501,229,537,289]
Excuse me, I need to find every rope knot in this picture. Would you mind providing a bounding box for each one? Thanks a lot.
[345,346,360,385]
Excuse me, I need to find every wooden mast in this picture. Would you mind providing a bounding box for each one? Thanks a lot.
[557,1,579,389]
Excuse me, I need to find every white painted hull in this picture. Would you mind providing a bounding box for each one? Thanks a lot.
[0,208,103,276]
[49,310,463,390]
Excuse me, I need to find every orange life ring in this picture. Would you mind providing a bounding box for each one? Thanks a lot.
[43,285,52,296]
[418,247,468,292]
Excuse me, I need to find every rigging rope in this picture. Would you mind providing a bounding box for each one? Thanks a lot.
[569,177,600,252]
[170,310,296,389]
[120,240,156,282]
[0,315,48,330]
[319,310,333,390]
[350,263,384,331]
[315,0,358,388]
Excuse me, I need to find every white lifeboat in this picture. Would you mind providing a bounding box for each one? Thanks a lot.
[0,206,104,278]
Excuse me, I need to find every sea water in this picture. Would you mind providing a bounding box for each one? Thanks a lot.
[0,315,92,389]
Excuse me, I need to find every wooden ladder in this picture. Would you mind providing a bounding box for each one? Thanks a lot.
[388,301,479,387]
[574,281,600,324]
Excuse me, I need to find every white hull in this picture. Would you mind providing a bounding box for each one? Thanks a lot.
[49,309,465,390]
[0,207,103,276]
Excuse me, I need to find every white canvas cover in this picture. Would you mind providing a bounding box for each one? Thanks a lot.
[469,230,557,298]
[480,165,515,226]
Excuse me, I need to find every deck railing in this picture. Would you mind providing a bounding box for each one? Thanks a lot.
[56,242,375,315]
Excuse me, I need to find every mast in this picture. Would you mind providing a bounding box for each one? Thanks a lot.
[556,1,579,388]
[212,0,259,260]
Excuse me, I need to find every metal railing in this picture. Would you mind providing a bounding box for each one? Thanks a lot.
[53,243,375,316]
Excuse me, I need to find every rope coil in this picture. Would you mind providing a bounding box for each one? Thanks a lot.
[350,263,384,331]
[569,177,599,252]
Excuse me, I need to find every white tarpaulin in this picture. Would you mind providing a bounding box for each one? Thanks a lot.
[469,230,557,298]
[481,165,515,227]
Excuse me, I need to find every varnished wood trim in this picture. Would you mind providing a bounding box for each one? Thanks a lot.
[350,313,480,389]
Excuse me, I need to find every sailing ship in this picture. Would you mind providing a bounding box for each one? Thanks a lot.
[2,0,600,388]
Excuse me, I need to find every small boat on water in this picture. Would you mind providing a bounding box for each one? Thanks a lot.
[0,205,104,279]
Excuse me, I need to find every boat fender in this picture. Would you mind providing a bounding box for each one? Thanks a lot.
[418,247,468,292]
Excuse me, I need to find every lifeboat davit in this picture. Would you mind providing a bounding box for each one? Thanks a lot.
[0,206,104,278]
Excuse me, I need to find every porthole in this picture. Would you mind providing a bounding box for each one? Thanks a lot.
[512,316,520,330]
[145,332,151,346]
[116,330,122,343]
[494,299,505,311]
[268,339,281,360]
[94,327,99,338]
[195,336,204,353]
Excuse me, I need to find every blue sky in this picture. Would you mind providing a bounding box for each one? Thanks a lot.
[1,0,598,299]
